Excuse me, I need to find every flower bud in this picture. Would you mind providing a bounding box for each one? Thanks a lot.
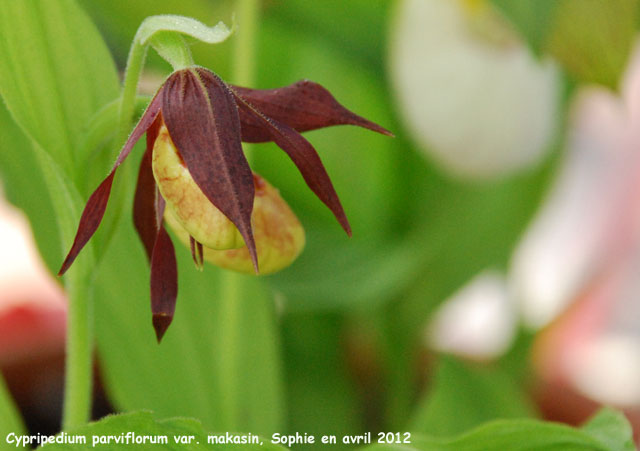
[164,171,305,275]
[152,123,245,250]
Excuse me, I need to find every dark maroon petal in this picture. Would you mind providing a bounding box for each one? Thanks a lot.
[162,68,258,272]
[233,93,351,236]
[150,228,178,343]
[58,172,115,275]
[133,115,162,261]
[232,80,393,143]
[150,196,177,343]
[58,93,163,276]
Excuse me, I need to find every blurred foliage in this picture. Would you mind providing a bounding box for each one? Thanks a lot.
[0,0,636,449]
[490,0,558,56]
[366,408,634,451]
[547,0,638,89]
[492,0,638,89]
[39,411,287,450]
[409,356,536,436]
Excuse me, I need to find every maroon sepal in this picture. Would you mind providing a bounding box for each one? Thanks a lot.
[150,196,177,343]
[58,93,163,276]
[232,80,393,143]
[133,115,162,261]
[162,68,258,272]
[233,93,351,236]
[58,172,115,275]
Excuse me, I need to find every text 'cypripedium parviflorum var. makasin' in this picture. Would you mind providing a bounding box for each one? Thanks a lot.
[58,61,391,342]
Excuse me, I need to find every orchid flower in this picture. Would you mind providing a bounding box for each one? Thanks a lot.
[58,66,391,341]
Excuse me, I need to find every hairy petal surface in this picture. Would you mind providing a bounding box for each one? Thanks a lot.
[59,93,163,275]
[233,93,351,236]
[162,68,258,272]
[232,80,393,142]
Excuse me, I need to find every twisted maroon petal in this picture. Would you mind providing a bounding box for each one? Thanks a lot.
[133,115,163,261]
[150,195,177,343]
[59,93,163,276]
[232,80,393,143]
[233,92,351,236]
[162,68,258,272]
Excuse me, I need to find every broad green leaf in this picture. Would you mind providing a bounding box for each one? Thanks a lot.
[0,103,60,272]
[410,356,536,437]
[489,0,558,55]
[39,411,288,450]
[0,0,125,276]
[0,0,119,176]
[547,0,637,89]
[0,374,25,440]
[93,221,284,435]
[363,413,632,450]
[581,408,635,451]
[0,94,91,292]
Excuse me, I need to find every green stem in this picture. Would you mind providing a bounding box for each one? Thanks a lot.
[149,32,194,71]
[217,270,244,429]
[62,268,93,430]
[117,33,148,147]
[233,0,260,165]
[232,0,260,87]
[118,29,194,145]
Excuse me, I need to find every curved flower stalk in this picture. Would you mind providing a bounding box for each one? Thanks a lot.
[58,66,391,341]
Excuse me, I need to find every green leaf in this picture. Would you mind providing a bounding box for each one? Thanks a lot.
[0,374,25,440]
[0,103,60,272]
[581,408,635,451]
[489,0,558,55]
[38,411,288,450]
[0,0,119,177]
[410,356,536,437]
[93,222,285,435]
[363,416,630,450]
[0,0,123,274]
[547,0,638,89]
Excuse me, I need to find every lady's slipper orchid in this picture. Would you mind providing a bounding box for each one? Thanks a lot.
[58,66,390,341]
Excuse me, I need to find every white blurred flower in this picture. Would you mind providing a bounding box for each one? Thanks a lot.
[513,38,640,407]
[512,42,640,329]
[428,270,516,359]
[390,0,560,179]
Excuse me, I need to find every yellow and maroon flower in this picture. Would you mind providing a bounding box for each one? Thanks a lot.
[58,66,390,341]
